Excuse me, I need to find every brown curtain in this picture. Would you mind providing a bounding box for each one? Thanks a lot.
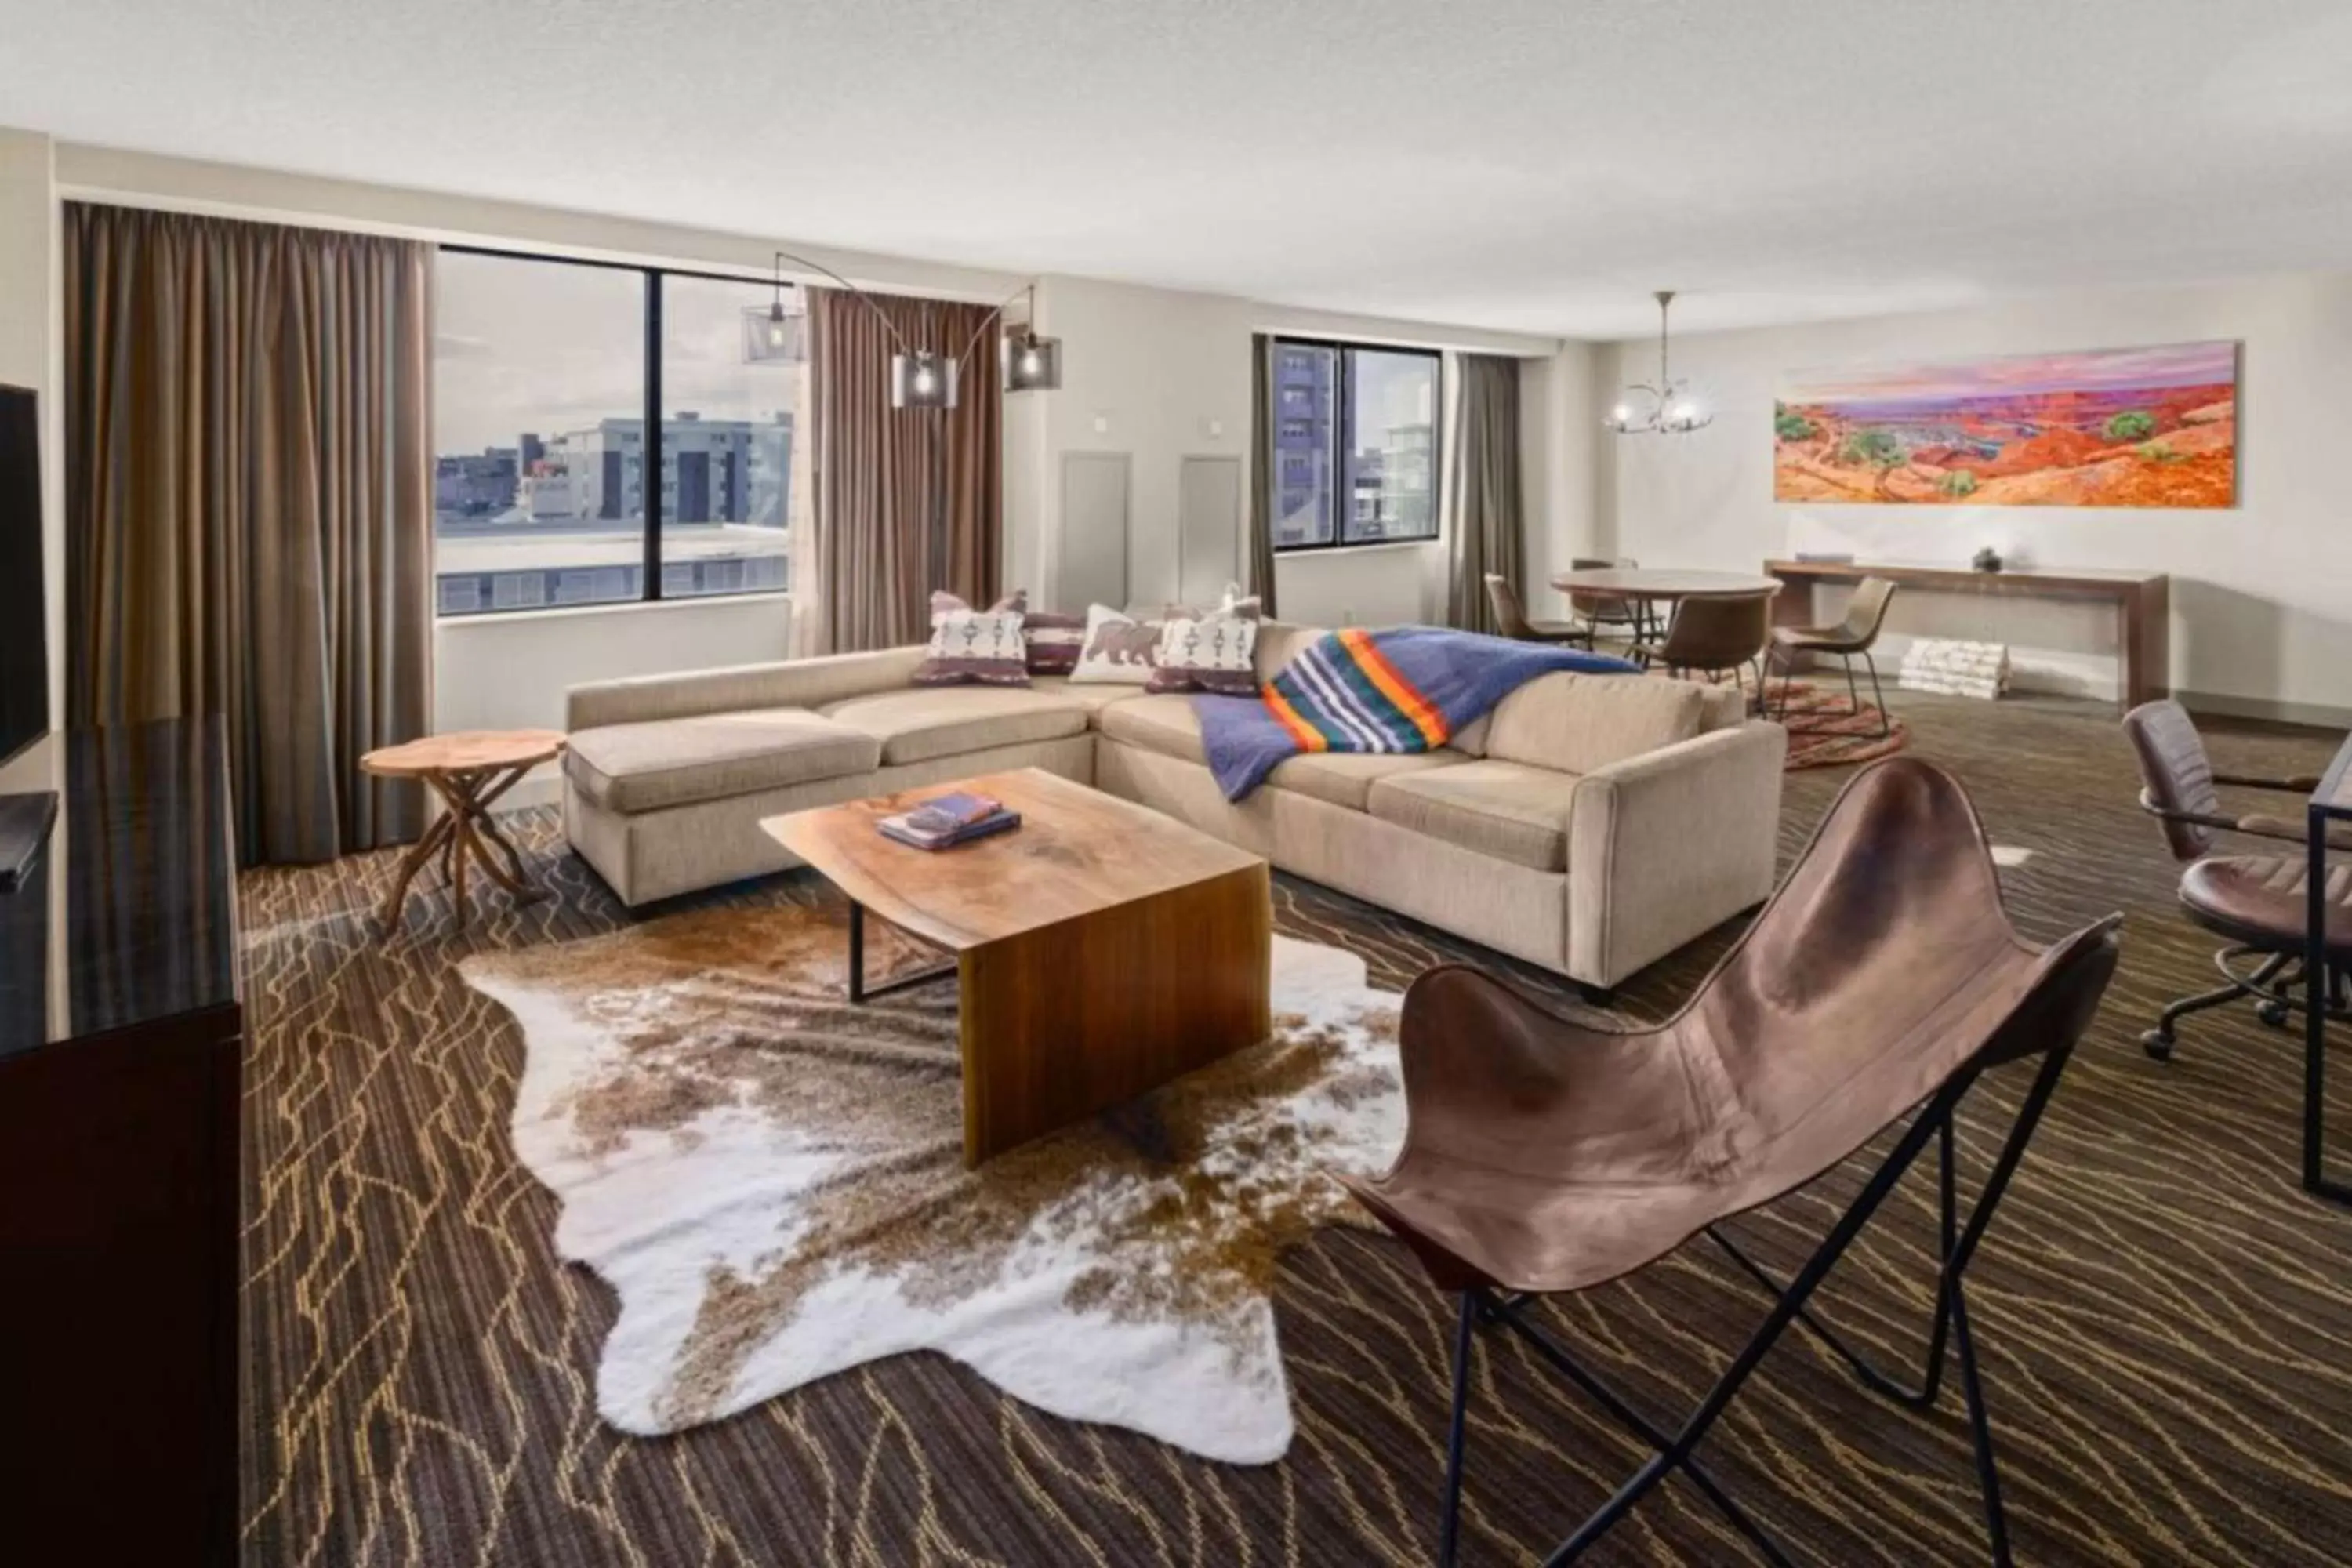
[64,203,433,866]
[1446,353,1524,633]
[1247,333,1279,616]
[808,287,1002,652]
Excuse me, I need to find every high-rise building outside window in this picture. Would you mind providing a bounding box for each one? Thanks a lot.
[1266,339,1441,551]
[431,250,798,616]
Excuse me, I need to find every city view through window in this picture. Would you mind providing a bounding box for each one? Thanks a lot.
[433,252,797,616]
[1269,340,1441,550]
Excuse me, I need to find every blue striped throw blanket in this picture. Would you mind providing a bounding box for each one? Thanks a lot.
[1193,626,1639,800]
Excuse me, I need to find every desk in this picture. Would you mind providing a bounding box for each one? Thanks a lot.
[1763,560,2170,706]
[2304,735,2352,1205]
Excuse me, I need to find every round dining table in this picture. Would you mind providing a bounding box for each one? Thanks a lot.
[1547,567,1784,602]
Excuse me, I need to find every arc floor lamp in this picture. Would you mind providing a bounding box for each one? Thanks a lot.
[755,249,1061,596]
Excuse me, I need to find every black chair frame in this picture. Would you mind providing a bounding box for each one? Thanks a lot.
[1436,1047,2074,1568]
[1768,642,1889,739]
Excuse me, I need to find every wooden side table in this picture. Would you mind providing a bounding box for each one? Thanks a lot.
[360,729,566,935]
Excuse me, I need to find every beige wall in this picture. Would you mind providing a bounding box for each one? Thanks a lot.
[1518,341,1605,612]
[0,129,61,796]
[1018,274,1255,611]
[1590,274,2352,719]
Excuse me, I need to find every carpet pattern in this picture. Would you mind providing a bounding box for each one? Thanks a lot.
[462,910,1404,1461]
[236,692,2352,1566]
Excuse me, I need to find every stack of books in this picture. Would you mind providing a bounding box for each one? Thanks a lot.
[877,790,1022,851]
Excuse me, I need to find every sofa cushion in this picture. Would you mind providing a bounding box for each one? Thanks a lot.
[1252,620,1326,684]
[822,687,1091,765]
[1095,691,1206,764]
[1026,674,1152,717]
[1449,711,1492,757]
[565,707,881,813]
[1269,750,1465,813]
[1484,673,1705,775]
[1694,682,1748,732]
[1367,760,1577,873]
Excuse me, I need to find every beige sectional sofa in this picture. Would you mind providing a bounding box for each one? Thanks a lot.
[561,622,1787,990]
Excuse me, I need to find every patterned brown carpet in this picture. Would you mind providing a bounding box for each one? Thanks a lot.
[237,692,2352,1567]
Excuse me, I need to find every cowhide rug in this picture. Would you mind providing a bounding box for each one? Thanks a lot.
[459,901,1406,1464]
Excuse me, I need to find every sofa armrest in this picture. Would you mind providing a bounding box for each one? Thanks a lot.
[1566,720,1787,987]
[566,646,927,731]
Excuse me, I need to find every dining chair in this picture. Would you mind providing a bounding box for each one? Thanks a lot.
[1769,575,1898,736]
[1566,556,1653,647]
[1341,757,2122,1567]
[1483,574,1590,647]
[2120,699,2350,1058]
[1637,590,1775,712]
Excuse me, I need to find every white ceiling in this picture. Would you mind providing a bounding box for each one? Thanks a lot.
[6,0,2352,339]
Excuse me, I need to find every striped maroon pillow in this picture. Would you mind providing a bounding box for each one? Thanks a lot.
[1023,610,1086,675]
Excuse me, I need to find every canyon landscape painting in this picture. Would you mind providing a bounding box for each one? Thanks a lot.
[1773,340,2238,507]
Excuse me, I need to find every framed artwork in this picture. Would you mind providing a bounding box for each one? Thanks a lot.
[1773,340,2237,506]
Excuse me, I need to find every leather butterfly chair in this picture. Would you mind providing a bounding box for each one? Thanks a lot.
[1483,573,1591,647]
[1636,590,1777,713]
[1567,556,1654,648]
[1769,575,1899,737]
[1341,757,2122,1568]
[2120,699,2351,1058]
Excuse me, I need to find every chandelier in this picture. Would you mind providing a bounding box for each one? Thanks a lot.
[1605,290,1711,435]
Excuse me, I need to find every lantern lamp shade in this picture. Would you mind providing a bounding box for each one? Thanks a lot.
[891,351,958,409]
[741,305,805,365]
[1003,332,1062,393]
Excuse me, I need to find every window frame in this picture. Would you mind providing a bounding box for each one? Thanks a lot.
[434,242,800,618]
[1265,336,1444,555]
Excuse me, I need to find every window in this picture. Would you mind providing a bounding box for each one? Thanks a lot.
[432,249,799,616]
[1267,339,1442,551]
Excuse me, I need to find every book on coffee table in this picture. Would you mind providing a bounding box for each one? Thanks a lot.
[877,791,1022,851]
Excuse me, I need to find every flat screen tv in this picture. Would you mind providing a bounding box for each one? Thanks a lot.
[0,383,48,771]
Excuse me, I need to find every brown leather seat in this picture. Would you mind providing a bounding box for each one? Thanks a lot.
[2122,699,2346,1058]
[1482,572,1588,646]
[2180,856,2352,960]
[1769,575,1896,735]
[1635,590,1775,716]
[1345,755,2113,1294]
[1566,555,1650,644]
[1339,756,2121,1564]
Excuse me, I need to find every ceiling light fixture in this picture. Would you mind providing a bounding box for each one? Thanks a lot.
[1605,290,1711,436]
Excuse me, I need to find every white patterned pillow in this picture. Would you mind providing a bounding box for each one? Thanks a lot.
[1147,587,1261,696]
[1069,604,1164,685]
[912,608,1031,686]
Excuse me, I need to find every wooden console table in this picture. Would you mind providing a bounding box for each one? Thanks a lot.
[1764,560,2171,706]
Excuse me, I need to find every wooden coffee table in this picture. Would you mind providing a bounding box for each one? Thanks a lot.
[764,768,1272,1165]
[359,729,566,936]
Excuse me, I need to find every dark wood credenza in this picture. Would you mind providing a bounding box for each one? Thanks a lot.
[0,720,241,1568]
[1764,559,2171,707]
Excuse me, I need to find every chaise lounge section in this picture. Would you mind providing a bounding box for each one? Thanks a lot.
[561,622,1787,989]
